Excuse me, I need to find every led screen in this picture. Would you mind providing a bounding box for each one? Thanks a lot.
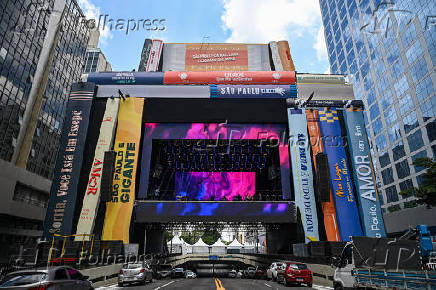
[175,172,255,201]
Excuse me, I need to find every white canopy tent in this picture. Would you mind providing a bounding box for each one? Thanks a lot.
[192,237,210,254]
[167,235,188,254]
[210,239,227,254]
[227,238,244,253]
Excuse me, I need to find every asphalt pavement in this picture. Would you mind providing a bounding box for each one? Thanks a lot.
[96,278,333,290]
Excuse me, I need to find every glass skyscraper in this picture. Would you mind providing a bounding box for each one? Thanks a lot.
[319,0,435,213]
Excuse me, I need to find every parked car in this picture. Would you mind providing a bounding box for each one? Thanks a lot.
[244,267,256,279]
[155,264,173,279]
[267,262,285,281]
[185,271,197,279]
[172,268,185,278]
[237,270,243,278]
[0,266,92,289]
[228,270,237,278]
[277,262,312,287]
[255,266,268,279]
[118,263,153,287]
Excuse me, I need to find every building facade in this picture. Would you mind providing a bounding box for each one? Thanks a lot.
[0,0,89,258]
[319,0,436,217]
[82,29,112,74]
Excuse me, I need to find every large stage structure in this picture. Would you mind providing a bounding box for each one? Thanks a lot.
[43,40,386,254]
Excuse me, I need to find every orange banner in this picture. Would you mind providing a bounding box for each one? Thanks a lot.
[277,41,295,71]
[185,44,248,71]
[102,98,144,243]
[164,71,296,85]
[306,109,341,242]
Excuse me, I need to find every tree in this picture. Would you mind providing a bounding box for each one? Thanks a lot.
[202,229,221,245]
[399,158,436,208]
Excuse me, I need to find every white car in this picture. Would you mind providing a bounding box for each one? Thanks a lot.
[186,271,197,279]
[267,262,285,281]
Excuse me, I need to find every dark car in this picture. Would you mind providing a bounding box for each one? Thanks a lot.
[172,268,185,278]
[0,266,92,289]
[118,263,153,287]
[154,264,173,279]
[244,267,256,279]
[277,262,312,287]
[255,266,268,279]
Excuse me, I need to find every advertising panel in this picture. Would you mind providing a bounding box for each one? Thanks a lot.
[164,71,296,85]
[210,84,296,98]
[162,43,270,71]
[146,39,163,72]
[87,72,164,85]
[268,41,283,71]
[287,109,319,242]
[75,98,120,240]
[306,109,341,241]
[318,108,363,241]
[277,40,295,71]
[138,38,152,72]
[343,110,386,238]
[43,83,94,239]
[102,98,144,243]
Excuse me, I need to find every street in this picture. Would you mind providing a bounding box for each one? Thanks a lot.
[97,278,331,290]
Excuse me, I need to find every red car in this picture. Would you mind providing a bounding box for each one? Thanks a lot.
[277,262,312,287]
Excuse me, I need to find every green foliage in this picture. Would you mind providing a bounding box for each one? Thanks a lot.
[388,204,401,213]
[164,231,174,242]
[201,229,221,245]
[180,230,203,245]
[399,158,436,208]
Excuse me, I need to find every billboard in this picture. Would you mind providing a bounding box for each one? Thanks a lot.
[162,43,270,71]
[87,72,164,85]
[102,98,144,243]
[287,109,319,243]
[164,71,296,85]
[268,41,283,71]
[75,98,120,240]
[277,41,295,71]
[343,110,386,238]
[175,172,255,201]
[146,39,163,72]
[306,109,341,241]
[135,202,295,223]
[210,84,297,98]
[318,108,363,241]
[43,83,94,238]
[138,38,152,72]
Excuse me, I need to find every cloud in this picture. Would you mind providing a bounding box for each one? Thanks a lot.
[314,25,328,61]
[221,0,322,43]
[77,0,113,46]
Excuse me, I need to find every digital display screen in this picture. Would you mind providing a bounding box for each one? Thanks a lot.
[175,172,255,201]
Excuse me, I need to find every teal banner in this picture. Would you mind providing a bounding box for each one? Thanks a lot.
[344,110,386,238]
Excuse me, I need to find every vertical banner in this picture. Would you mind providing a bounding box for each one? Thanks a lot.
[268,41,283,71]
[43,83,94,239]
[75,98,120,240]
[343,110,386,238]
[138,38,152,72]
[146,39,163,72]
[306,110,341,241]
[288,108,319,243]
[277,40,295,71]
[318,108,363,241]
[102,98,144,243]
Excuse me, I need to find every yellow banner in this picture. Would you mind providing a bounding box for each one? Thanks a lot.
[102,98,144,243]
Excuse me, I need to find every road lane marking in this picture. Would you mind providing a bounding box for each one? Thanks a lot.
[154,280,175,290]
[264,282,272,288]
[312,284,333,290]
[214,277,225,290]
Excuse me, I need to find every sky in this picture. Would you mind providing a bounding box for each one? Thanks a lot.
[77,0,330,73]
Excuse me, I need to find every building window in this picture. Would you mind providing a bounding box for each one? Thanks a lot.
[390,59,404,82]
[401,23,416,49]
[395,159,410,179]
[13,182,48,208]
[410,57,428,83]
[392,141,406,161]
[394,76,409,97]
[399,179,414,198]
[403,111,419,134]
[416,75,434,102]
[387,123,401,143]
[384,106,397,127]
[385,185,399,203]
[406,40,422,65]
[376,134,387,150]
[372,117,383,136]
[399,94,414,116]
[412,150,427,173]
[426,121,436,143]
[382,167,394,185]
[379,151,391,168]
[370,103,380,119]
[407,130,424,153]
[421,96,436,121]
[380,89,393,111]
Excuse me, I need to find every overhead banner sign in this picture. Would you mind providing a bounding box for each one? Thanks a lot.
[318,108,363,241]
[344,110,386,238]
[210,84,296,98]
[75,98,120,240]
[162,43,271,71]
[146,39,163,72]
[43,83,94,239]
[87,72,164,85]
[306,109,341,242]
[102,98,144,244]
[288,109,319,243]
[164,71,296,85]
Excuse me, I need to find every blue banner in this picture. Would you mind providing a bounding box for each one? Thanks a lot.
[343,110,386,238]
[318,108,363,241]
[43,83,94,239]
[287,109,319,243]
[210,84,297,98]
[87,72,164,85]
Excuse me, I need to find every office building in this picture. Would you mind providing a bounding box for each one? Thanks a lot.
[82,29,112,74]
